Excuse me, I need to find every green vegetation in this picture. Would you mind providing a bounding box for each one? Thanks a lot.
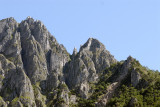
[77,59,160,107]
[10,34,14,39]
[0,96,6,106]
[56,98,65,104]
[10,97,19,106]
[0,75,4,80]
[32,82,47,107]
[106,60,160,107]
[107,82,160,107]
[77,63,115,107]
[68,89,76,97]
[78,98,95,107]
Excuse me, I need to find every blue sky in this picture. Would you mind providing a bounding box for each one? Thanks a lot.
[1,0,160,71]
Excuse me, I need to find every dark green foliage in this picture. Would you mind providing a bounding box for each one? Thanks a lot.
[78,98,95,107]
[77,59,160,107]
[107,82,160,107]
[104,62,123,83]
[107,85,143,107]
[106,59,160,107]
[68,89,76,97]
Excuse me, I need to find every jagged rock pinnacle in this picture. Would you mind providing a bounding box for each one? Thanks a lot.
[72,47,77,56]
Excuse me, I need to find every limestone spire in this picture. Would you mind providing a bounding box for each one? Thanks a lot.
[72,47,77,56]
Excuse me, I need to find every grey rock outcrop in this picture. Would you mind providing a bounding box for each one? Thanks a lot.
[0,18,36,106]
[131,69,141,87]
[115,56,141,87]
[80,38,116,73]
[19,18,48,84]
[19,17,70,91]
[129,97,138,107]
[65,38,117,98]
[0,17,70,106]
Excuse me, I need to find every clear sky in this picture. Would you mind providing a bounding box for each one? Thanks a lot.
[0,0,160,71]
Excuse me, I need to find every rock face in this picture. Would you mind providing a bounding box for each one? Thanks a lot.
[131,69,141,87]
[0,17,151,107]
[0,18,35,106]
[79,38,116,73]
[65,38,117,98]
[0,17,71,106]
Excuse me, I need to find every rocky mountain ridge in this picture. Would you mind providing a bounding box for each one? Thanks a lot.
[0,17,159,107]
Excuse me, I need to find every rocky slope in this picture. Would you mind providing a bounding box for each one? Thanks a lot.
[0,17,159,107]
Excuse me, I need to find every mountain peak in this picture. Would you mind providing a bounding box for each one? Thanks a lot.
[23,16,44,27]
[1,17,15,22]
[23,16,35,25]
[80,38,105,52]
[127,55,134,62]
[0,17,18,33]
